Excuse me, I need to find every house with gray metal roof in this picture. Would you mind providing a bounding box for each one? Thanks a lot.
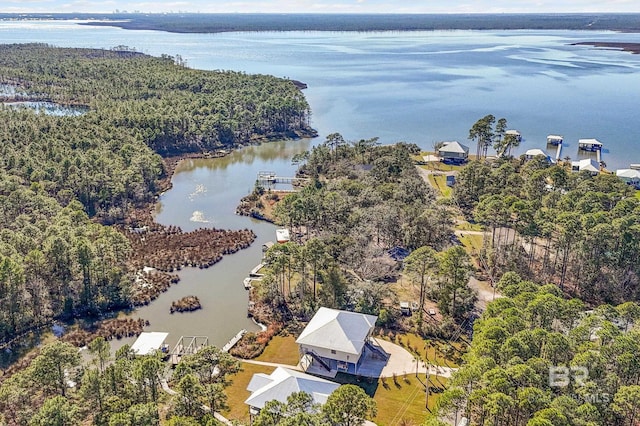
[296,307,387,377]
[437,141,469,162]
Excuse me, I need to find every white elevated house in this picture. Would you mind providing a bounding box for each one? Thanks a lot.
[296,307,385,376]
[571,158,600,175]
[245,367,339,418]
[524,148,554,163]
[437,141,469,162]
[616,169,640,188]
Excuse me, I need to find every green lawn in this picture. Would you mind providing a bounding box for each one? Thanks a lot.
[635,190,640,200]
[255,335,300,366]
[331,372,448,426]
[455,220,484,232]
[427,174,452,198]
[459,233,484,254]
[374,373,448,425]
[225,332,457,425]
[224,362,275,424]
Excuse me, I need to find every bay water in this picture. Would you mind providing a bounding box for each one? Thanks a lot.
[1,20,640,349]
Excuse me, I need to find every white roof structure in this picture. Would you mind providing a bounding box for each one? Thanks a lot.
[572,158,600,173]
[616,169,640,179]
[296,307,377,355]
[579,138,603,147]
[438,141,469,154]
[422,154,440,163]
[245,367,339,410]
[525,148,547,157]
[547,134,563,141]
[506,129,521,137]
[131,332,168,356]
[524,148,554,163]
[276,229,290,243]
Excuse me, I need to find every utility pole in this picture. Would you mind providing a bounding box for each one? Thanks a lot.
[425,366,430,410]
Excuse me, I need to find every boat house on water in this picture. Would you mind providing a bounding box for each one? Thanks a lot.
[547,135,563,145]
[505,129,522,142]
[578,138,603,152]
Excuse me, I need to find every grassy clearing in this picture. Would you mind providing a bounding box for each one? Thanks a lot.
[635,190,640,200]
[427,174,452,198]
[224,362,275,423]
[455,220,484,232]
[375,373,448,425]
[255,335,300,365]
[332,372,448,426]
[459,233,484,253]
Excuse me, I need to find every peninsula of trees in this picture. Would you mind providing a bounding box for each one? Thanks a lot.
[0,44,312,348]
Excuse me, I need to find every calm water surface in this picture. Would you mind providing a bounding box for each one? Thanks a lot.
[116,140,311,351]
[2,21,639,164]
[2,20,640,348]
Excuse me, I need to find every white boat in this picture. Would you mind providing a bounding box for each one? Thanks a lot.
[276,228,290,243]
[243,277,252,290]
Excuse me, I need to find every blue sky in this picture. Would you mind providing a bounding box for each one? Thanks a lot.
[2,0,639,14]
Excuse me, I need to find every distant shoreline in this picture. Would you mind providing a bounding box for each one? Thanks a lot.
[2,13,640,34]
[572,41,640,54]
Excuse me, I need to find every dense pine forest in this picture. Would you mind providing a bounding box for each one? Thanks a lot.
[0,44,312,348]
[455,158,640,305]
[433,274,640,426]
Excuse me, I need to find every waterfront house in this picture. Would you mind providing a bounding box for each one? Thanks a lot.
[578,138,603,151]
[547,135,563,145]
[616,169,640,189]
[245,367,339,418]
[297,307,385,376]
[524,148,554,163]
[571,158,600,175]
[438,141,469,162]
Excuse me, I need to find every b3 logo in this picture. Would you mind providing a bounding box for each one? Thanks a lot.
[548,366,588,387]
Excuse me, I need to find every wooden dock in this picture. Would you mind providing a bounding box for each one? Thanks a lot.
[257,171,308,188]
[169,336,209,366]
[554,143,562,161]
[249,263,265,278]
[222,329,246,353]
